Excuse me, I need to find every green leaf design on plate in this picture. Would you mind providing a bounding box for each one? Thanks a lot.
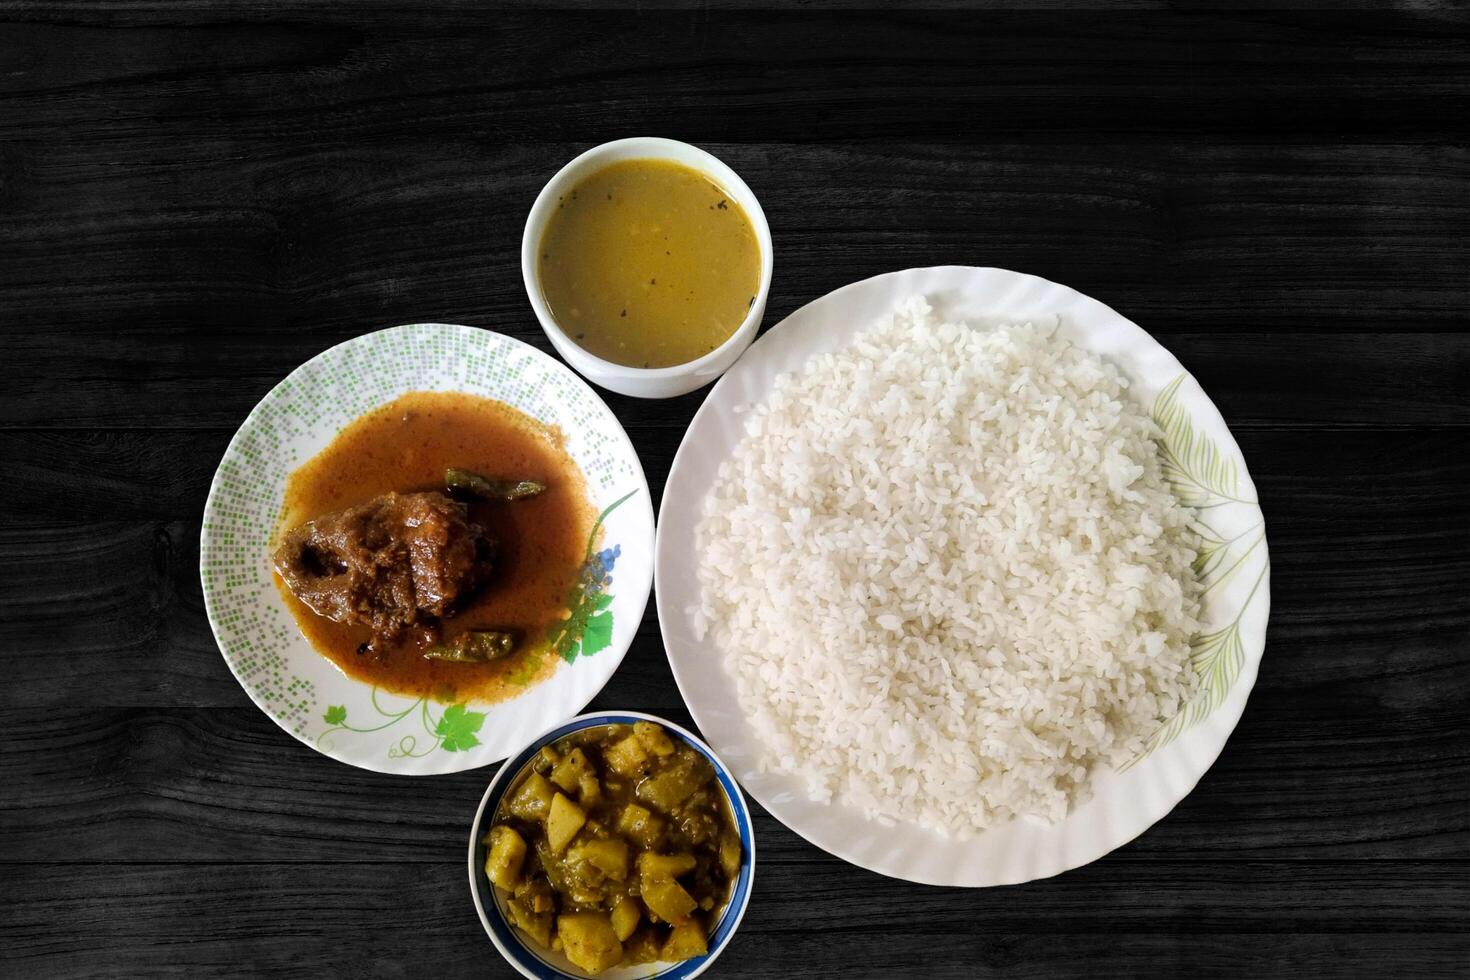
[1129,566,1266,767]
[581,611,613,657]
[1123,374,1269,769]
[435,703,485,753]
[1191,620,1248,715]
[552,584,600,663]
[546,489,636,664]
[1192,521,1231,580]
[322,704,347,725]
[1152,375,1254,508]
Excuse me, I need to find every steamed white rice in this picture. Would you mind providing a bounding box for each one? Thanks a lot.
[694,297,1201,837]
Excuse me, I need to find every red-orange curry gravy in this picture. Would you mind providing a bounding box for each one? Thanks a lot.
[273,391,596,704]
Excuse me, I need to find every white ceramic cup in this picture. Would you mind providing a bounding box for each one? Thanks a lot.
[521,138,773,399]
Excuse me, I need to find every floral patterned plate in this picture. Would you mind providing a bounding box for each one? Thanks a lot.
[201,324,654,774]
[655,267,1270,886]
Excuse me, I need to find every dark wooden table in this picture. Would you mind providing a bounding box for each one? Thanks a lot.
[2,6,1467,978]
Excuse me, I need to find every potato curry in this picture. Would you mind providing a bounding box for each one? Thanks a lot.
[484,722,741,975]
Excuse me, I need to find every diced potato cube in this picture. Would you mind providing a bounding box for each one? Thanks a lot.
[556,912,622,975]
[633,721,676,756]
[516,876,555,915]
[616,803,664,849]
[719,834,742,880]
[636,763,701,813]
[572,858,607,889]
[503,771,557,822]
[610,895,641,941]
[578,772,602,807]
[506,895,553,948]
[565,880,604,908]
[660,918,709,961]
[622,927,661,965]
[640,877,697,925]
[483,825,527,891]
[676,807,717,846]
[570,837,629,880]
[546,793,586,854]
[604,735,650,777]
[638,851,696,880]
[551,747,596,794]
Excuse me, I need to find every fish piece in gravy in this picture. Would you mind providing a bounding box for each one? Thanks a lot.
[272,490,495,653]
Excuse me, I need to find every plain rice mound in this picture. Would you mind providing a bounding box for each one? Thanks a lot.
[695,297,1201,837]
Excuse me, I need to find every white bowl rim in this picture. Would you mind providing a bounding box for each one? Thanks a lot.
[467,709,758,980]
[520,137,774,380]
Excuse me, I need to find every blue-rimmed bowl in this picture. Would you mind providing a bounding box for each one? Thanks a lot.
[468,711,756,980]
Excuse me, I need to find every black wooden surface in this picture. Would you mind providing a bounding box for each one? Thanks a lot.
[2,6,1467,979]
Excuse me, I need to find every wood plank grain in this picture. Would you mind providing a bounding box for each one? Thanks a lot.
[0,685,1461,865]
[0,11,1464,143]
[3,0,1457,17]
[1,863,1466,980]
[2,138,1464,427]
[1,425,1464,863]
[0,427,1465,708]
[1,140,1465,337]
[3,331,1466,431]
[1,8,1466,978]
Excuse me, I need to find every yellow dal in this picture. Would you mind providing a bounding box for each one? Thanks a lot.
[537,159,761,369]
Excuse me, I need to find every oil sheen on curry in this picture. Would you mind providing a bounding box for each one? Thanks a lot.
[538,158,761,369]
[271,391,596,705]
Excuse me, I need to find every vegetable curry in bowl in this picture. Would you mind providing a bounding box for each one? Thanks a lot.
[481,721,744,976]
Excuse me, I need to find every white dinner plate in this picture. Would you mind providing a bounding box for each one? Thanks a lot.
[655,267,1269,886]
[201,324,654,774]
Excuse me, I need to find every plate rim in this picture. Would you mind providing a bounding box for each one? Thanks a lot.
[199,322,656,775]
[654,266,1270,885]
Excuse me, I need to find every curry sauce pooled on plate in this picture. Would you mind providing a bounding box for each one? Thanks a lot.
[270,391,596,705]
[538,158,761,369]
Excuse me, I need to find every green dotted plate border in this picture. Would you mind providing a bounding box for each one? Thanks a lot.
[200,324,654,774]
